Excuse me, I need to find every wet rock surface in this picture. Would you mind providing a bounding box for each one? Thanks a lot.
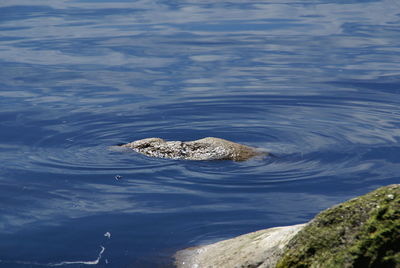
[119,137,266,161]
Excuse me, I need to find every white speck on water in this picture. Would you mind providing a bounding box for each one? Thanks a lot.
[104,232,111,239]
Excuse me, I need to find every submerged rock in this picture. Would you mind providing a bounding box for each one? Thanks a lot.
[174,184,400,268]
[175,224,306,268]
[119,137,266,161]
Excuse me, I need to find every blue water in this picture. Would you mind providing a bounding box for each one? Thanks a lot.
[1,0,400,267]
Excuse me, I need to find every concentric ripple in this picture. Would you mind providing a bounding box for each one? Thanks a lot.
[11,88,399,192]
[1,0,400,266]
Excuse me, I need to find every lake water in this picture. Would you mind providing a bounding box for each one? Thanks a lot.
[1,0,400,267]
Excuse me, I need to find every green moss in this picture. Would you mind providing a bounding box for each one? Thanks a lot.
[277,184,400,268]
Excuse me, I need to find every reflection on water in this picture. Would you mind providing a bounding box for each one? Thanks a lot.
[0,0,400,266]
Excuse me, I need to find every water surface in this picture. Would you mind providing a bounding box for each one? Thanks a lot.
[1,0,400,267]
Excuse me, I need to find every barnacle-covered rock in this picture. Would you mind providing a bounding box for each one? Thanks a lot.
[119,137,266,161]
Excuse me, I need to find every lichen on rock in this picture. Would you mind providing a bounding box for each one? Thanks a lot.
[277,184,400,268]
[118,137,266,161]
[173,185,399,268]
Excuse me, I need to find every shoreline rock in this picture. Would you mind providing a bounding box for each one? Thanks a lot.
[118,137,267,161]
[277,184,400,268]
[174,184,400,268]
[175,224,306,268]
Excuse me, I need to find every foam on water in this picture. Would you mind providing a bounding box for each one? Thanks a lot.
[0,246,105,267]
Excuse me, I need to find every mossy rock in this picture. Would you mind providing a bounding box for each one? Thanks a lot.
[277,184,400,268]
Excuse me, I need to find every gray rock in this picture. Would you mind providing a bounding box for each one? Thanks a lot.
[119,137,266,161]
[174,224,306,268]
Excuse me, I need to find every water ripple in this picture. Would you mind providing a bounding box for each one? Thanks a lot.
[1,0,400,266]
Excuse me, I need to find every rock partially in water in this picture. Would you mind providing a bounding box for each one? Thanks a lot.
[174,184,400,268]
[277,184,400,268]
[119,137,266,161]
[174,224,306,268]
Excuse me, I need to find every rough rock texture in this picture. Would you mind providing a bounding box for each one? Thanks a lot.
[174,185,400,268]
[174,224,306,268]
[277,184,400,268]
[120,137,266,161]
